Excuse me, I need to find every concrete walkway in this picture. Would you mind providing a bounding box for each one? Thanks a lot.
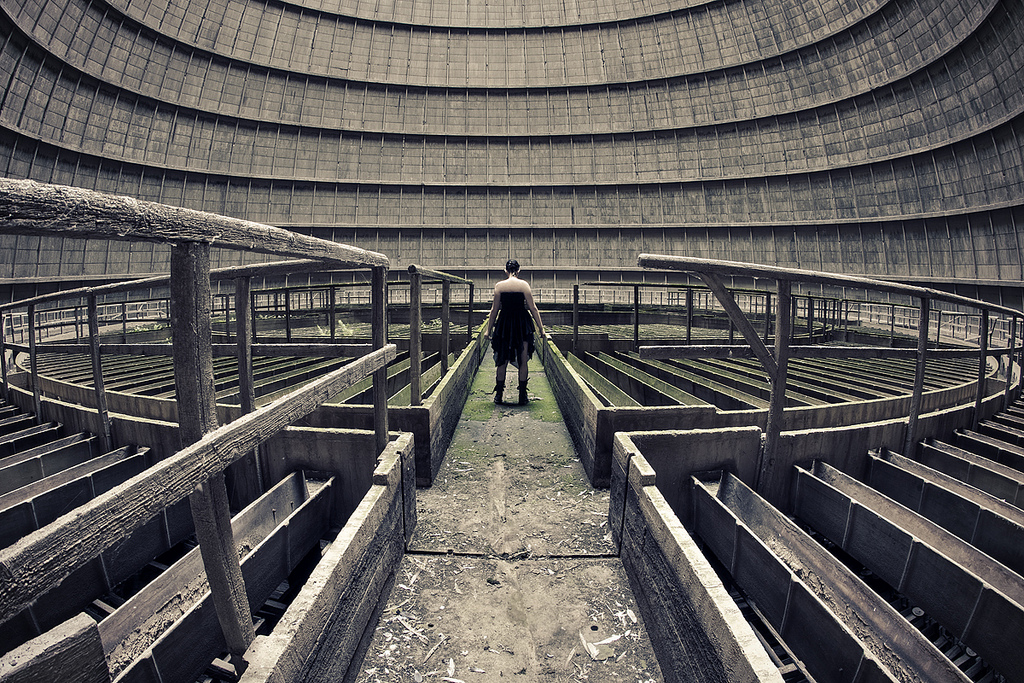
[354,362,664,682]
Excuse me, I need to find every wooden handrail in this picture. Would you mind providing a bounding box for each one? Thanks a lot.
[0,180,388,270]
[0,180,396,653]
[637,253,1022,318]
[0,344,396,624]
[638,252,1022,496]
[0,260,376,313]
[408,264,473,284]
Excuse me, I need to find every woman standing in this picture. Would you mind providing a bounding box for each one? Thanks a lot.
[484,260,545,405]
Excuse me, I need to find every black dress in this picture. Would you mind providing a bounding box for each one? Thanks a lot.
[491,291,535,367]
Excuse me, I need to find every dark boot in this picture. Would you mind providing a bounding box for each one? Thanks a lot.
[518,380,529,405]
[493,381,505,404]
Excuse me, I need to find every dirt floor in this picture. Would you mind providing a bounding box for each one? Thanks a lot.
[354,359,664,682]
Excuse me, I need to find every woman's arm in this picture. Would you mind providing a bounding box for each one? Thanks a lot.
[484,288,501,338]
[525,289,544,337]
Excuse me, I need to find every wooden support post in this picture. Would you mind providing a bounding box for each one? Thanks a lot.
[87,293,113,453]
[232,275,263,502]
[763,291,771,342]
[441,279,450,373]
[890,303,896,346]
[467,282,474,347]
[28,302,41,423]
[1009,316,1020,410]
[974,309,990,430]
[935,309,942,346]
[121,302,127,342]
[1018,310,1024,403]
[371,266,389,455]
[170,242,254,656]
[235,278,255,416]
[329,285,337,340]
[0,314,9,403]
[758,279,791,494]
[633,284,640,352]
[685,287,693,345]
[806,296,814,339]
[284,289,292,342]
[903,298,930,455]
[572,284,579,353]
[697,273,778,378]
[410,270,422,406]
[791,296,797,344]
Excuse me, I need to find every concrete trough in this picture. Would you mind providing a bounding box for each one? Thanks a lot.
[14,329,482,488]
[609,440,784,683]
[545,336,997,489]
[0,432,416,683]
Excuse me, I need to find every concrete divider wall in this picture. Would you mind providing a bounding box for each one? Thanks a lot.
[611,382,1012,522]
[263,427,381,528]
[546,345,1007,488]
[610,428,762,534]
[543,339,604,483]
[770,420,907,510]
[613,447,784,683]
[240,433,415,683]
[301,329,482,486]
[9,327,479,488]
[422,327,485,484]
[0,612,109,683]
[5,382,414,524]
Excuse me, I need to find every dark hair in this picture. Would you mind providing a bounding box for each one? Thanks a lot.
[505,259,520,273]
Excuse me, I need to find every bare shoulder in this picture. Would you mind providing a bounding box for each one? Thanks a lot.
[495,279,531,294]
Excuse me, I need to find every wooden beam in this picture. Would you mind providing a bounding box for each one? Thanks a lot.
[231,275,263,504]
[235,278,256,417]
[410,270,422,406]
[86,293,113,454]
[974,309,990,430]
[637,345,1005,361]
[407,264,472,284]
[758,279,791,494]
[0,353,395,624]
[0,179,389,270]
[637,253,1022,318]
[371,267,389,455]
[170,243,254,656]
[697,272,778,379]
[441,280,450,374]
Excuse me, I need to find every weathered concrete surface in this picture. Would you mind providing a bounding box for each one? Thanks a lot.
[357,363,664,682]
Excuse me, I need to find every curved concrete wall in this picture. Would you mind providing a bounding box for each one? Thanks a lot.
[0,0,1021,297]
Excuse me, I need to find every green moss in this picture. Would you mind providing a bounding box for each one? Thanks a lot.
[526,374,562,422]
[463,365,499,421]
[465,357,563,421]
